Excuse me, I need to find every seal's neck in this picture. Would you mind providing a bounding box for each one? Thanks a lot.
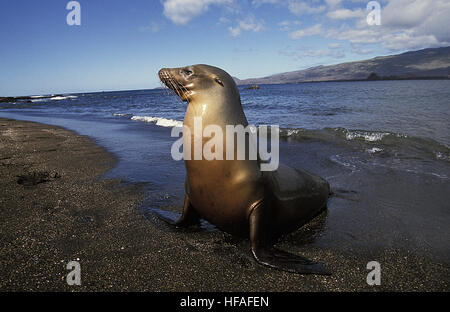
[185,92,248,127]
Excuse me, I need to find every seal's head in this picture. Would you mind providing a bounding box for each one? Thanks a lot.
[158,64,239,103]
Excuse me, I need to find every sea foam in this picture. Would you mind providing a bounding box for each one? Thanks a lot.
[50,95,77,100]
[131,116,183,128]
[30,95,78,102]
[344,130,390,142]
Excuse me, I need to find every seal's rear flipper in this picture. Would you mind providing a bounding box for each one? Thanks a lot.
[154,195,200,228]
[249,201,331,275]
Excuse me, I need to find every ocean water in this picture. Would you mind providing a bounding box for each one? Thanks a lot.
[1,80,449,263]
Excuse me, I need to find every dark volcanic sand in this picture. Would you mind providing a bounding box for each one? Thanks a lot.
[0,118,448,291]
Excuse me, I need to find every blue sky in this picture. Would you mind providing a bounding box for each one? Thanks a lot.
[1,0,448,96]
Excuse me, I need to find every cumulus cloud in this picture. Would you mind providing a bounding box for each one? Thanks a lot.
[324,0,342,7]
[328,42,341,49]
[381,0,433,28]
[218,16,230,23]
[162,0,450,52]
[162,0,232,25]
[290,24,323,39]
[327,8,365,19]
[279,46,346,60]
[326,0,450,51]
[228,26,242,37]
[228,15,265,37]
[288,1,326,15]
[252,0,279,6]
[382,0,450,44]
[350,43,374,54]
[278,20,301,31]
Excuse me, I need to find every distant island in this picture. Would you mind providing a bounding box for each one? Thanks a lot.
[0,95,62,103]
[233,46,450,85]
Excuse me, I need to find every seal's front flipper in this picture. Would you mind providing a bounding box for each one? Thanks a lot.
[154,195,200,228]
[249,202,331,275]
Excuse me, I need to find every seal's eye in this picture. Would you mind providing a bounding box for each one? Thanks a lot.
[181,69,193,76]
[214,77,224,87]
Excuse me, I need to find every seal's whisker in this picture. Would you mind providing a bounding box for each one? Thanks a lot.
[158,79,171,97]
[167,77,184,102]
[176,79,190,98]
[159,76,181,103]
[178,81,189,97]
[160,81,172,98]
[169,77,181,98]
[162,84,172,97]
[173,78,185,99]
[176,82,185,97]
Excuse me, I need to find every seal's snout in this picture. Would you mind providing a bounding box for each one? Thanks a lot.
[158,67,189,101]
[158,68,173,89]
[158,68,169,81]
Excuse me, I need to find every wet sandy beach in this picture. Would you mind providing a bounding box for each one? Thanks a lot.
[0,118,448,291]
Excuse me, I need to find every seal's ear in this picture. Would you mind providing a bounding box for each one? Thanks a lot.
[214,77,224,87]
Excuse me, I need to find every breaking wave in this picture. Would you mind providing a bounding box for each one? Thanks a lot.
[280,127,449,163]
[30,95,78,102]
[130,115,183,128]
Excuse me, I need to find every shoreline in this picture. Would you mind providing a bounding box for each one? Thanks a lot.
[0,117,448,291]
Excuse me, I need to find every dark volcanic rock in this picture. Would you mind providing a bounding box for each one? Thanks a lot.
[17,171,60,186]
[367,73,381,81]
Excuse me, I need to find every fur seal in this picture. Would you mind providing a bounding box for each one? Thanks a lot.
[157,64,331,275]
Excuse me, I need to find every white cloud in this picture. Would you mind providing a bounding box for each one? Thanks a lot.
[228,15,265,37]
[218,16,230,23]
[228,26,241,37]
[381,0,434,28]
[350,43,373,54]
[324,0,342,7]
[280,46,346,60]
[382,0,450,43]
[328,42,341,49]
[326,0,450,51]
[252,0,279,6]
[278,20,301,31]
[240,19,264,32]
[290,24,323,39]
[327,26,441,51]
[327,8,365,19]
[162,0,232,25]
[380,32,440,50]
[288,1,326,15]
